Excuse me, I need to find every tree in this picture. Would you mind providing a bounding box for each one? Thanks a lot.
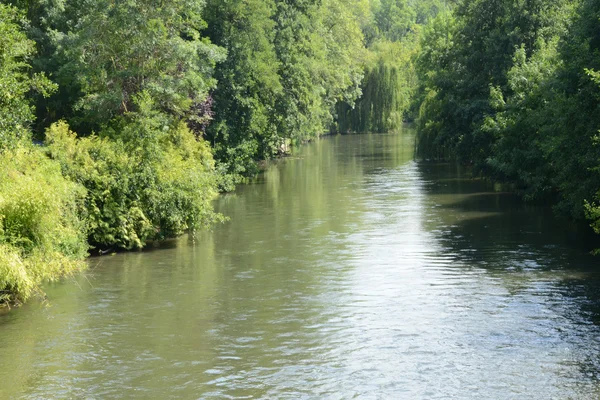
[204,0,366,176]
[549,0,600,220]
[334,0,447,134]
[415,0,574,168]
[203,0,283,176]
[273,0,365,140]
[374,0,416,41]
[48,0,224,134]
[0,3,55,150]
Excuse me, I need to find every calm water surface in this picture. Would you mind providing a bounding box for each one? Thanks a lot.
[2,130,600,399]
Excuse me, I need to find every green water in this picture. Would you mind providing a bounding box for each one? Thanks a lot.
[1,130,600,399]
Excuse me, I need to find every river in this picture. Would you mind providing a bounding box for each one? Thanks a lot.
[1,130,600,399]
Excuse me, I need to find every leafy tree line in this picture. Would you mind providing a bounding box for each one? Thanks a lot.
[202,0,366,175]
[0,0,369,304]
[414,0,600,242]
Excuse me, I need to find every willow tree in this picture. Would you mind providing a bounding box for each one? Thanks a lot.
[336,39,418,132]
[334,0,446,133]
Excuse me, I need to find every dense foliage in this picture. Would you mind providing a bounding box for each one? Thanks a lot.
[414,0,600,235]
[0,4,55,149]
[335,0,452,133]
[46,118,221,251]
[0,4,85,304]
[202,0,366,174]
[0,145,87,304]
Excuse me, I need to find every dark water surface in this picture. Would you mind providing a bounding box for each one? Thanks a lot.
[2,131,600,399]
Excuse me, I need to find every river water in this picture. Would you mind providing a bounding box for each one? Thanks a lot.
[1,130,600,399]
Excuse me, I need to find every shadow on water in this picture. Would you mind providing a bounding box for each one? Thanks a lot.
[418,161,600,386]
[419,161,599,256]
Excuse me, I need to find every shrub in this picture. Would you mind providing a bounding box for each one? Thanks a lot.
[46,118,222,251]
[0,145,87,304]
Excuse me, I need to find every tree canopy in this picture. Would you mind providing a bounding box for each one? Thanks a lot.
[414,0,600,234]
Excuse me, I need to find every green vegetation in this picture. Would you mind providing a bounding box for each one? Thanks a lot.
[335,0,452,133]
[0,3,55,150]
[3,0,600,305]
[46,118,221,251]
[0,145,87,304]
[0,4,85,304]
[414,0,600,238]
[203,0,366,175]
[336,39,418,133]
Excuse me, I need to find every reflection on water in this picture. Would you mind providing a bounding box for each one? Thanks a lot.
[1,130,600,399]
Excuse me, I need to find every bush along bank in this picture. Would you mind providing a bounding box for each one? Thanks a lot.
[1,116,224,307]
[0,145,88,305]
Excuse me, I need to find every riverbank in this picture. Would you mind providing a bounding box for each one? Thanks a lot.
[0,120,223,307]
[0,0,372,307]
[0,129,322,307]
